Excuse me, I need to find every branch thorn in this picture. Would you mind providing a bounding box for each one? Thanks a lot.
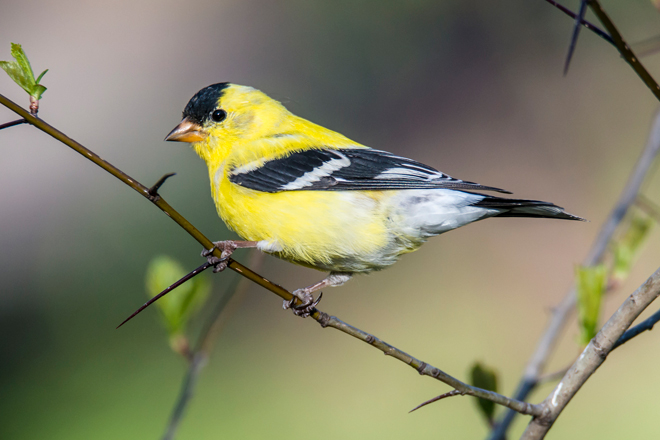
[409,390,461,413]
[0,118,26,130]
[544,0,613,47]
[116,261,211,329]
[148,172,176,198]
[563,0,588,75]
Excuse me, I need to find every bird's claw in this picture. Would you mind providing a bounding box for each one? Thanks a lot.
[202,241,238,273]
[283,291,323,318]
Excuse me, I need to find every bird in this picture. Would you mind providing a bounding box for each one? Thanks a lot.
[165,83,583,317]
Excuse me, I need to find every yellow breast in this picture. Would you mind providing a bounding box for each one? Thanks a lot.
[210,165,391,269]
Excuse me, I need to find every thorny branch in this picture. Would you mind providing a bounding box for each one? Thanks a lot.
[588,0,660,102]
[0,92,538,420]
[314,312,543,417]
[489,2,660,438]
[543,0,613,46]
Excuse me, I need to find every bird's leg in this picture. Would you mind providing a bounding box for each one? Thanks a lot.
[202,241,257,272]
[284,272,352,318]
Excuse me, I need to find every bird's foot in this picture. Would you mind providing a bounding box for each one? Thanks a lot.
[283,289,323,318]
[202,241,238,273]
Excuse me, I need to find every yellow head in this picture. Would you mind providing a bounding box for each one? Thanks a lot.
[165,83,294,159]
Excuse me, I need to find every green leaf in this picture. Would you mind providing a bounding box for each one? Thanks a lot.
[11,42,36,81]
[35,69,48,84]
[0,43,48,100]
[145,255,210,340]
[612,214,653,283]
[469,361,499,423]
[0,59,32,92]
[576,264,608,345]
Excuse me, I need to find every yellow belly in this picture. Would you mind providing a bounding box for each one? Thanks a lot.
[212,176,407,272]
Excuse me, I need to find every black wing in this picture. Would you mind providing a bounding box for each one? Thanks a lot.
[228,148,511,194]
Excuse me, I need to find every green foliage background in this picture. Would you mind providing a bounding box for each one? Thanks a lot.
[1,1,660,439]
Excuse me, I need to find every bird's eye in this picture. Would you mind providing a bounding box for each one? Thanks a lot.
[211,109,227,122]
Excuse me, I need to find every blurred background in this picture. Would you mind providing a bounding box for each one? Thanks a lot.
[2,1,660,439]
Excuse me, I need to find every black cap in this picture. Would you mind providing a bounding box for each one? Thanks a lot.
[182,83,230,125]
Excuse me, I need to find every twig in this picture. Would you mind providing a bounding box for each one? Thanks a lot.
[117,261,212,328]
[488,109,660,440]
[588,0,660,102]
[313,312,543,417]
[409,390,461,413]
[563,0,588,75]
[521,267,660,439]
[0,118,26,130]
[543,0,613,46]
[148,172,176,198]
[612,307,660,349]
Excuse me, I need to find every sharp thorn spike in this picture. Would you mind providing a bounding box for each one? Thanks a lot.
[0,118,27,130]
[116,261,211,329]
[409,390,461,413]
[148,172,177,196]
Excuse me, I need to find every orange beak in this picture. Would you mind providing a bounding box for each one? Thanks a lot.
[164,117,207,142]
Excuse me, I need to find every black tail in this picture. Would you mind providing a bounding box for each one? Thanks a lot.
[473,196,585,221]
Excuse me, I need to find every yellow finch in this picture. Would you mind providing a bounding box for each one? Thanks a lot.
[165,83,583,316]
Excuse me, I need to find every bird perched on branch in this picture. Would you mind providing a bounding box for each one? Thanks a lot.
[165,83,583,317]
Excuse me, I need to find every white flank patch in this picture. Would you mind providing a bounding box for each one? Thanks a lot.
[389,190,495,237]
[280,151,351,190]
